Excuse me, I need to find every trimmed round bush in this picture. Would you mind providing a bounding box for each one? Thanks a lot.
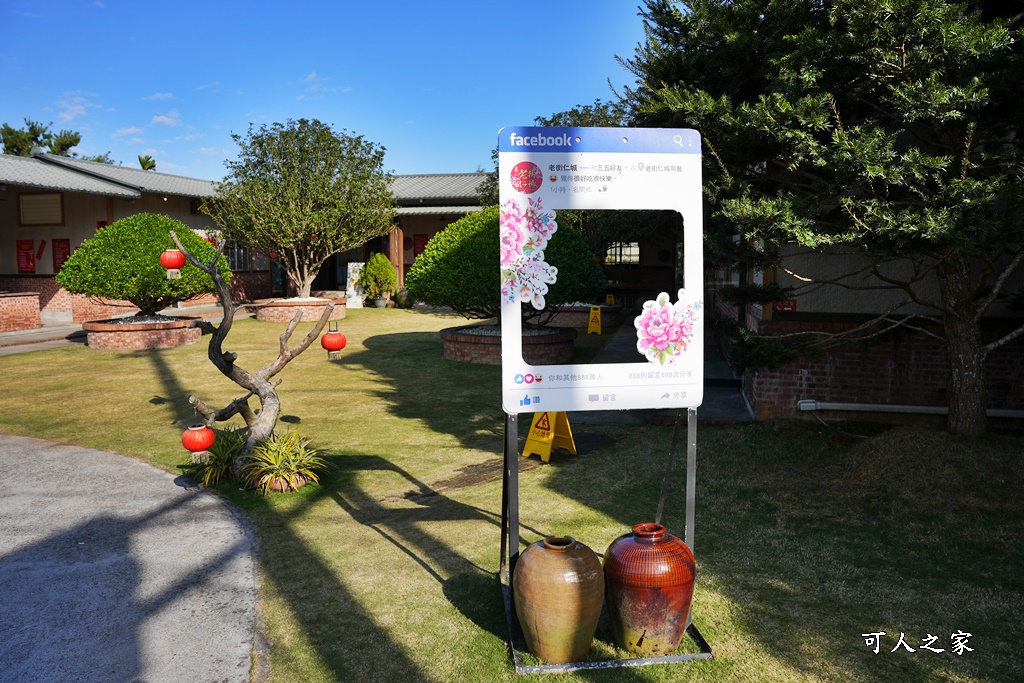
[55,212,231,315]
[361,252,397,299]
[405,205,606,320]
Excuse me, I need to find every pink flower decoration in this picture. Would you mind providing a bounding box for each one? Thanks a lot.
[634,291,702,365]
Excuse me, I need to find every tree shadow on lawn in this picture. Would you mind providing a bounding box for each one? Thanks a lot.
[235,464,438,681]
[324,451,521,642]
[132,349,201,428]
[335,330,504,451]
[234,450,568,680]
[535,421,1022,682]
[317,451,659,681]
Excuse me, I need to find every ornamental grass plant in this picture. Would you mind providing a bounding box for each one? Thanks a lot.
[242,428,327,494]
[0,308,1020,682]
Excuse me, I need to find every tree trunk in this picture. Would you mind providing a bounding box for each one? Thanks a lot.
[170,231,335,481]
[937,255,988,436]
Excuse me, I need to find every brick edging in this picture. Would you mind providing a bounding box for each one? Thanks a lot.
[440,325,577,365]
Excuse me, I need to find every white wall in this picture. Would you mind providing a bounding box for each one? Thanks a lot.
[775,244,1022,318]
[0,187,216,275]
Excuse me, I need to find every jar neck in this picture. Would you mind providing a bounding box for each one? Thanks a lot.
[542,536,575,552]
[632,522,666,544]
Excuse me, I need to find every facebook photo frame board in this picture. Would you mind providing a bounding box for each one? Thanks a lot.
[498,126,703,414]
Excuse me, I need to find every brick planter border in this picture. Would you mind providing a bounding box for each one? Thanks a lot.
[440,325,577,365]
[255,298,347,323]
[83,317,202,350]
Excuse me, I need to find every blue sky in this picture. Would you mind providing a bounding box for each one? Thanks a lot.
[1,1,648,180]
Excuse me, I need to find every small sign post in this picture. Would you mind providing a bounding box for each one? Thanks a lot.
[522,412,576,462]
[587,306,601,335]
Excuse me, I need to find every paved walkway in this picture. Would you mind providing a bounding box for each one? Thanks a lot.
[0,434,263,683]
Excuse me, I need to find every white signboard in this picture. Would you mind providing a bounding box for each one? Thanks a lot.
[499,126,703,413]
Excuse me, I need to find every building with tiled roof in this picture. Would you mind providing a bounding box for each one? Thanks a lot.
[1,153,486,324]
[351,172,487,292]
[0,151,224,326]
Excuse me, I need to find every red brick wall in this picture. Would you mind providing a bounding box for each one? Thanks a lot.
[0,293,42,331]
[82,318,201,350]
[745,318,1024,418]
[0,272,272,320]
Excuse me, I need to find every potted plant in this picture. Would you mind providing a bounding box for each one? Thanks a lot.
[241,429,327,494]
[361,252,397,308]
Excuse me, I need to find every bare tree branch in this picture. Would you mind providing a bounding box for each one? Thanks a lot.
[974,251,1024,324]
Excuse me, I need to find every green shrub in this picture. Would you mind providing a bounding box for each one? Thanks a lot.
[361,252,397,299]
[55,212,231,315]
[241,429,327,494]
[405,205,605,320]
[180,426,246,487]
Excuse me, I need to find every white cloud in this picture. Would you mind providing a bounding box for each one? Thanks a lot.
[198,148,219,155]
[114,126,143,137]
[151,111,181,127]
[196,81,220,90]
[298,71,340,100]
[56,92,100,122]
[130,137,144,144]
[143,92,174,101]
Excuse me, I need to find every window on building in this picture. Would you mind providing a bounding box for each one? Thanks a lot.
[223,246,270,272]
[604,241,640,266]
[226,246,250,272]
[19,193,64,226]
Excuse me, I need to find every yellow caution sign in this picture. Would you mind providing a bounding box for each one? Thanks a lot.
[605,294,615,304]
[587,306,602,334]
[522,412,577,463]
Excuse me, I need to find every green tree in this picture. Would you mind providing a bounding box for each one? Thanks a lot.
[55,213,230,315]
[2,118,80,156]
[405,205,606,323]
[533,100,680,256]
[623,0,1024,435]
[138,154,157,171]
[1,117,114,162]
[202,118,395,298]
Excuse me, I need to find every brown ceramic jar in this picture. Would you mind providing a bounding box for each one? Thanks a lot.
[603,522,695,656]
[512,536,604,664]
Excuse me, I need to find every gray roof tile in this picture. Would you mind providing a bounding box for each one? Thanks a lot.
[396,205,484,216]
[0,154,140,198]
[36,154,216,198]
[392,173,487,204]
[2,153,485,207]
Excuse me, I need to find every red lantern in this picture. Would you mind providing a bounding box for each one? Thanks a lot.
[182,424,215,453]
[160,248,186,279]
[321,322,347,360]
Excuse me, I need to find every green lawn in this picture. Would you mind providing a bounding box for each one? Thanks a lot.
[1,308,1021,682]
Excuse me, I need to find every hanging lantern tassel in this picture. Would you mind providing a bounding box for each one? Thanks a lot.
[160,248,186,280]
[321,322,347,361]
[182,424,216,464]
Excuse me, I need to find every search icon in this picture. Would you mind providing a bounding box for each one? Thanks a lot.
[673,134,685,147]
